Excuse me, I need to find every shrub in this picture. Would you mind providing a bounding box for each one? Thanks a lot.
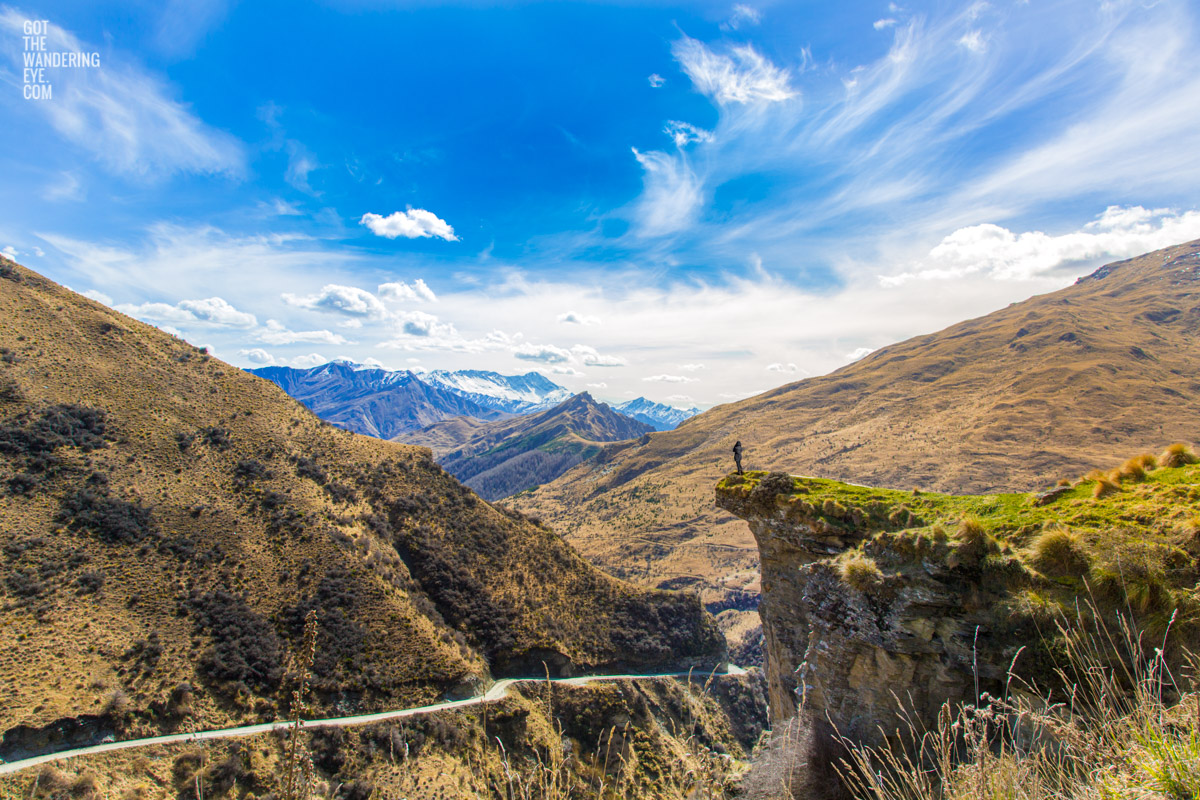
[0,404,107,457]
[75,570,105,594]
[955,517,998,563]
[1029,525,1090,578]
[1119,457,1150,482]
[840,552,884,593]
[1093,476,1122,498]
[189,590,282,693]
[200,426,231,450]
[1159,443,1199,468]
[58,486,158,544]
[233,458,271,484]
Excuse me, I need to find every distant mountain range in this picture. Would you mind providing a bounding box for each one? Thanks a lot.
[400,392,653,500]
[614,397,700,431]
[249,362,699,437]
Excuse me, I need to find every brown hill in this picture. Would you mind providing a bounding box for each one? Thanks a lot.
[508,239,1200,625]
[400,392,652,500]
[0,257,722,748]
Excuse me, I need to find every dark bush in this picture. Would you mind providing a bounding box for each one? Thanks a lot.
[294,456,328,485]
[200,427,230,450]
[76,570,105,594]
[175,432,195,451]
[7,472,39,495]
[58,486,158,544]
[281,567,367,690]
[189,589,282,693]
[5,568,44,598]
[0,405,108,458]
[233,459,271,484]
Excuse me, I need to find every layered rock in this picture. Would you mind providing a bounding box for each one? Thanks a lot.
[715,473,1010,747]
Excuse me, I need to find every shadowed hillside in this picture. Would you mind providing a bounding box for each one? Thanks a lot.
[509,239,1200,634]
[0,256,723,750]
[402,392,652,500]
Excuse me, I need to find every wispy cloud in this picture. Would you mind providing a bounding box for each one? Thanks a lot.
[0,9,243,178]
[671,36,796,105]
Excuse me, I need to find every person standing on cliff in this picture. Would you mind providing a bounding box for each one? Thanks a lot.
[733,440,744,474]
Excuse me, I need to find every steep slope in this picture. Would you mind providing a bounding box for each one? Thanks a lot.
[249,362,508,438]
[509,239,1200,616]
[614,397,700,431]
[421,369,571,414]
[401,392,653,500]
[0,257,723,749]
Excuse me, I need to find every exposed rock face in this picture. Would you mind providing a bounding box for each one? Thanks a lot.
[715,475,1006,752]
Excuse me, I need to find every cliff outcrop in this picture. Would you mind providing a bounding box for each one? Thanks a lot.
[717,460,1200,786]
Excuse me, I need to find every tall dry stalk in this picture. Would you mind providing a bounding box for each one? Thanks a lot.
[282,609,319,800]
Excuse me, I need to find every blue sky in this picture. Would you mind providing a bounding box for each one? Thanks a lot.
[2,0,1200,408]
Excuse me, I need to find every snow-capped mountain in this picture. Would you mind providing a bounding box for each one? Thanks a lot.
[612,397,700,431]
[420,369,572,414]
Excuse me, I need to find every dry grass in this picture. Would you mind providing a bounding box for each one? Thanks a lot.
[836,604,1200,800]
[840,553,884,593]
[1160,443,1200,469]
[1027,525,1090,578]
[1092,476,1122,498]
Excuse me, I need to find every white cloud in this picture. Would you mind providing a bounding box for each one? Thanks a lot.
[551,366,585,376]
[240,348,275,365]
[766,362,800,373]
[81,289,114,305]
[361,209,459,242]
[679,363,706,371]
[881,206,1200,286]
[587,382,608,389]
[285,141,319,193]
[572,344,626,367]
[1,246,17,259]
[557,311,600,325]
[648,73,665,88]
[723,4,761,30]
[671,36,796,105]
[258,319,350,346]
[643,374,698,383]
[666,394,696,403]
[291,353,327,368]
[32,247,44,257]
[664,120,714,149]
[846,347,875,361]
[283,284,389,318]
[379,279,437,303]
[631,148,702,237]
[42,171,85,203]
[396,311,457,338]
[115,296,257,328]
[874,18,898,30]
[0,11,243,178]
[957,29,986,53]
[513,343,573,364]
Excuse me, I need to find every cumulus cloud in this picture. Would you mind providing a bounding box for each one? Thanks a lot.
[283,284,389,318]
[671,36,796,105]
[116,296,257,328]
[551,366,585,376]
[664,121,714,149]
[360,209,459,242]
[396,311,457,338]
[572,344,626,367]
[291,353,327,368]
[846,347,875,361]
[0,11,243,178]
[379,279,437,303]
[81,289,114,306]
[239,348,275,365]
[648,73,665,88]
[643,374,698,383]
[880,206,1200,286]
[766,362,801,373]
[513,343,572,363]
[257,319,349,346]
[557,311,600,325]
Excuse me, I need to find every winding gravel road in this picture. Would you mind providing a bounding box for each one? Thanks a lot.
[0,665,747,776]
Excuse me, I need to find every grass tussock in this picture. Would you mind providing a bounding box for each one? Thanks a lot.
[1092,475,1122,498]
[836,605,1200,800]
[840,553,885,593]
[1160,443,1200,469]
[1028,525,1090,578]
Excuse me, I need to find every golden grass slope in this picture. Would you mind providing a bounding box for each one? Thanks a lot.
[508,239,1200,613]
[0,257,721,745]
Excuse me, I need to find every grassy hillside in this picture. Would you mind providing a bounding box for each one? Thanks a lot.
[0,256,722,749]
[509,239,1200,630]
[401,392,652,500]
